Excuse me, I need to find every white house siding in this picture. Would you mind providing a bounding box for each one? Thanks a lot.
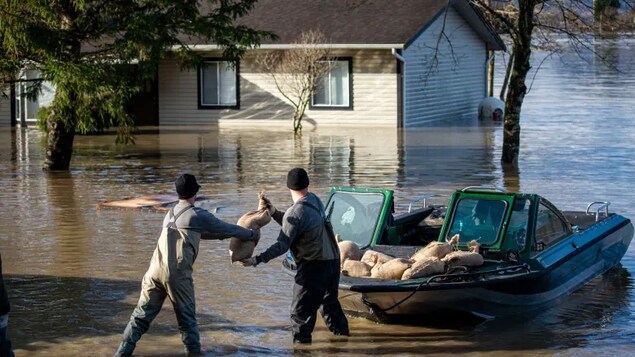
[158,49,398,126]
[403,7,487,127]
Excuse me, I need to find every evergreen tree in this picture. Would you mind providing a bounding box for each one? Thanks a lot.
[0,0,272,170]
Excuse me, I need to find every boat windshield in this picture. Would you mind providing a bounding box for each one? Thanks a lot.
[325,191,385,247]
[446,198,508,245]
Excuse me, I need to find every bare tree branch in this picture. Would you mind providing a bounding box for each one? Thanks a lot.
[257,30,333,133]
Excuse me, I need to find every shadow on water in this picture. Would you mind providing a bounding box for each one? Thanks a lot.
[6,266,630,356]
[470,265,634,349]
[5,274,289,355]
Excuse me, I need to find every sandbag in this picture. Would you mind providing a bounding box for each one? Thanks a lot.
[402,257,445,280]
[341,260,372,278]
[360,250,394,268]
[257,191,276,216]
[370,260,383,278]
[338,240,362,267]
[229,193,272,262]
[441,250,484,268]
[370,258,413,280]
[411,234,459,261]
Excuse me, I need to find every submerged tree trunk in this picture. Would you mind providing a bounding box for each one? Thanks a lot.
[502,0,535,164]
[44,113,76,171]
[44,84,79,171]
[499,53,514,101]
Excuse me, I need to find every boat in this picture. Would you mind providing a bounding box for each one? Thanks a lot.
[282,186,634,322]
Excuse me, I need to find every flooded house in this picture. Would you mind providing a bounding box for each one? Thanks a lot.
[0,0,505,128]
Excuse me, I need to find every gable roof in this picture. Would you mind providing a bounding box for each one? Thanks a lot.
[227,0,505,50]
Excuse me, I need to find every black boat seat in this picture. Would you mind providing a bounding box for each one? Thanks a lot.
[380,207,435,245]
[393,207,434,227]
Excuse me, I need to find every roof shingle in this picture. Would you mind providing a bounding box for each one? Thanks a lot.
[236,0,450,45]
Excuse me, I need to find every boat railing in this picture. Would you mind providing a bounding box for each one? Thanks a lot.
[586,201,610,221]
[461,185,507,193]
[426,263,531,285]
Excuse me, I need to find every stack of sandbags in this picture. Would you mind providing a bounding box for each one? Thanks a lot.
[337,240,370,277]
[410,234,459,261]
[229,192,272,262]
[401,256,445,280]
[361,250,394,269]
[370,258,414,280]
[341,248,395,278]
[441,240,484,268]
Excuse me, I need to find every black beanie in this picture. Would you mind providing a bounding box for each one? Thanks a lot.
[175,174,201,199]
[287,168,309,190]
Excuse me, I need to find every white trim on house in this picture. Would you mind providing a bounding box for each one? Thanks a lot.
[174,44,405,51]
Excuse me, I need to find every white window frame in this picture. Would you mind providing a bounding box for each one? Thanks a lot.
[198,59,239,109]
[311,58,352,109]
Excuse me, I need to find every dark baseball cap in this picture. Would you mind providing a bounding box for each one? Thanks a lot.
[287,168,309,190]
[175,174,201,199]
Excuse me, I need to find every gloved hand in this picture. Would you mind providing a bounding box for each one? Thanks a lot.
[241,256,259,267]
[251,229,261,242]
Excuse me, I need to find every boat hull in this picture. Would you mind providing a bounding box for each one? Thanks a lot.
[339,217,633,321]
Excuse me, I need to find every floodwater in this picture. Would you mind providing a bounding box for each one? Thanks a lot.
[1,37,634,356]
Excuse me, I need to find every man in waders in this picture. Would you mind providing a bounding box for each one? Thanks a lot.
[241,168,349,343]
[115,174,259,356]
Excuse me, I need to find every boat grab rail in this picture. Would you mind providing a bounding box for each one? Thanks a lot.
[360,263,531,314]
[426,263,531,285]
[407,194,444,213]
[461,185,507,193]
[586,201,610,221]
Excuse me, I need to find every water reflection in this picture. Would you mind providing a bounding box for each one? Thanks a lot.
[470,266,633,353]
[0,36,634,356]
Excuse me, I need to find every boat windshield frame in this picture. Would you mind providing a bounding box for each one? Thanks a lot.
[444,197,509,245]
[325,190,387,247]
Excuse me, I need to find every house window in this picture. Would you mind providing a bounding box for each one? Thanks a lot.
[198,60,238,108]
[311,58,352,109]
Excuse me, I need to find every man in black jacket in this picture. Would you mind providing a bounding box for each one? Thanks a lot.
[242,168,349,343]
[0,254,15,357]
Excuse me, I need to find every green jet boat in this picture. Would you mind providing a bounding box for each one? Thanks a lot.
[283,186,634,322]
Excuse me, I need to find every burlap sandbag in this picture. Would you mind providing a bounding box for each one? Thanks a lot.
[370,260,383,278]
[411,234,459,261]
[229,192,272,262]
[341,260,372,278]
[338,241,362,268]
[441,250,484,268]
[402,257,445,280]
[370,258,413,280]
[360,250,394,268]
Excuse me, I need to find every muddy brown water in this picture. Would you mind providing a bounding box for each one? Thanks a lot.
[1,38,635,356]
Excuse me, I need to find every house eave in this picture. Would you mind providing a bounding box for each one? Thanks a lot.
[174,44,405,52]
